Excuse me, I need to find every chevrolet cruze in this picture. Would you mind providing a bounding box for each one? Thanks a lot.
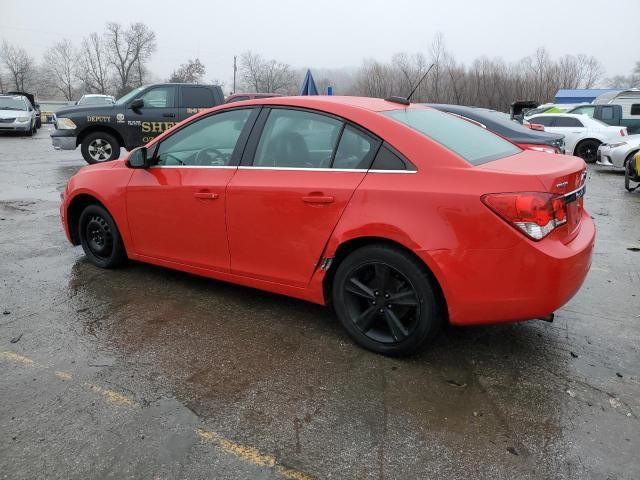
[60,96,595,356]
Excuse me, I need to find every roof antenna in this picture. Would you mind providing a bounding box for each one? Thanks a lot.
[385,63,435,105]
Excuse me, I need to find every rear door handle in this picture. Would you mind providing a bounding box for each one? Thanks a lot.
[163,113,176,118]
[193,192,219,200]
[302,195,334,204]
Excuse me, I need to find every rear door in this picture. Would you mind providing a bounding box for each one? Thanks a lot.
[543,116,584,153]
[178,85,218,121]
[226,108,380,287]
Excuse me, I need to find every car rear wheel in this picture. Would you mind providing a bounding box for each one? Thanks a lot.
[332,244,442,356]
[78,204,127,268]
[81,132,121,164]
[574,139,601,163]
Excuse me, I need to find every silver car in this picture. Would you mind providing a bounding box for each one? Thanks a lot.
[597,134,640,169]
[0,94,37,136]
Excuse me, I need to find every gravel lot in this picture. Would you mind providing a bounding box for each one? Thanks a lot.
[1,125,639,479]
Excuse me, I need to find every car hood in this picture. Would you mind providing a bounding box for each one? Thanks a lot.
[0,109,28,119]
[55,104,118,117]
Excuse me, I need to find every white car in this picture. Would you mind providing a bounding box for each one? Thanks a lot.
[0,94,38,136]
[526,113,627,163]
[596,134,640,169]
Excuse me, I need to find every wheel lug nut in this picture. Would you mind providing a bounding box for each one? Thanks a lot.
[387,304,392,309]
[374,291,379,296]
[378,308,384,313]
[384,293,390,299]
[372,300,376,305]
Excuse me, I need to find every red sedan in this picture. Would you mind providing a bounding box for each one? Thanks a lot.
[60,96,595,356]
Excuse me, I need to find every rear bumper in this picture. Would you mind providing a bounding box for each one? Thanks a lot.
[51,129,77,150]
[419,211,596,326]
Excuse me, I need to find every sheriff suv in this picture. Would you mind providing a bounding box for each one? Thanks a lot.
[51,83,225,164]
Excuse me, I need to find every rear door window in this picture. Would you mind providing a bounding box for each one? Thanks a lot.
[553,117,583,128]
[182,86,215,108]
[384,108,520,166]
[530,116,553,127]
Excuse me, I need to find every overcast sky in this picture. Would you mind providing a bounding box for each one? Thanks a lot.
[1,0,638,87]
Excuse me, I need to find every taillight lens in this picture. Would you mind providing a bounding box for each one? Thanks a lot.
[521,144,558,154]
[620,128,626,136]
[481,192,568,240]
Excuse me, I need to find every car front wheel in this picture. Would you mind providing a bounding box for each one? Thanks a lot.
[332,244,442,356]
[81,132,121,164]
[78,204,127,268]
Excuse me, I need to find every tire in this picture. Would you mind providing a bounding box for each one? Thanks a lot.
[625,157,639,192]
[81,132,121,164]
[574,139,601,163]
[25,122,34,137]
[36,117,41,129]
[331,244,442,356]
[78,204,127,268]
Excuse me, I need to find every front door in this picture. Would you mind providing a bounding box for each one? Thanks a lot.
[226,108,379,287]
[125,85,179,148]
[126,108,256,271]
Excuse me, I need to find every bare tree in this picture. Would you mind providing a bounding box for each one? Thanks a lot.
[104,22,157,95]
[169,58,206,83]
[238,51,296,93]
[79,33,111,94]
[0,40,34,91]
[43,39,77,101]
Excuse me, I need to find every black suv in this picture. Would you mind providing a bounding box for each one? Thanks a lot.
[51,83,225,164]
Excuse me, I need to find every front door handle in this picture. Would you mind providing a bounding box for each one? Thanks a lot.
[163,113,176,118]
[193,192,219,200]
[302,195,334,204]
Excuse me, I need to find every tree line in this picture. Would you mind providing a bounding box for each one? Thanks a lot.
[1,28,638,110]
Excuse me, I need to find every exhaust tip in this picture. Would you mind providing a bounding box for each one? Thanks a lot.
[537,313,555,323]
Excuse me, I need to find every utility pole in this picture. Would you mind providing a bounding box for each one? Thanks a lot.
[233,55,237,94]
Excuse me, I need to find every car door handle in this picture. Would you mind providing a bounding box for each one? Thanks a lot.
[163,113,176,118]
[302,195,334,204]
[193,192,219,200]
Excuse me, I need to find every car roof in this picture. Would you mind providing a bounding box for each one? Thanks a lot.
[232,95,413,113]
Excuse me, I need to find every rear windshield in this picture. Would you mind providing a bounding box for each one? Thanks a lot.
[384,108,521,165]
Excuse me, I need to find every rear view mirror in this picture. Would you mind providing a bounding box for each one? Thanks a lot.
[129,98,144,110]
[127,147,150,169]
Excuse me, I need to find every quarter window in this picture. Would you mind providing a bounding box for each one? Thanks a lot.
[155,109,252,166]
[141,86,176,108]
[182,87,214,108]
[253,109,342,168]
[332,126,379,169]
[371,145,407,170]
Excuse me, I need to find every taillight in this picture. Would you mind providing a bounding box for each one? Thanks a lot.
[521,144,558,154]
[620,128,626,136]
[481,192,568,240]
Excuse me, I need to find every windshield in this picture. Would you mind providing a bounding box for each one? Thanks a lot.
[115,86,145,105]
[78,96,114,105]
[0,96,28,111]
[384,108,521,166]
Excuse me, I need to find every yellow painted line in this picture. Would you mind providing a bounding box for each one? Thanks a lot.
[54,371,73,380]
[85,383,137,407]
[0,351,37,365]
[196,429,314,480]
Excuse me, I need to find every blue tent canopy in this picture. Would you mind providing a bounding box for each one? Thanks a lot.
[299,69,319,96]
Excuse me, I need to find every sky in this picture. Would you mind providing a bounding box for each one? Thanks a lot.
[1,0,638,88]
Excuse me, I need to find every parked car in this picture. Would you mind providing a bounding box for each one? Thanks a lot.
[76,94,116,106]
[225,92,281,103]
[7,91,41,129]
[60,97,594,356]
[526,113,627,163]
[596,134,640,168]
[51,83,225,164]
[0,94,38,136]
[568,89,640,135]
[428,104,565,153]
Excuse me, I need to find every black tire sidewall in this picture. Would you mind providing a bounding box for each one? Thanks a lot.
[78,204,126,268]
[575,139,600,163]
[81,132,121,165]
[332,245,440,356]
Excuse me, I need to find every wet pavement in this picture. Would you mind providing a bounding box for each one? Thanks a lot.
[1,125,639,480]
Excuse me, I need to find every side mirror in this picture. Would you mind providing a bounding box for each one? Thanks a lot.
[35,104,40,109]
[127,147,150,169]
[129,98,144,110]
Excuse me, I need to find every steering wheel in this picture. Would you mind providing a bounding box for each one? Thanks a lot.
[194,147,226,166]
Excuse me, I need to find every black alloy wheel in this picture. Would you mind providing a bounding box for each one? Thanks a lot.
[78,204,127,268]
[575,139,600,163]
[332,244,441,356]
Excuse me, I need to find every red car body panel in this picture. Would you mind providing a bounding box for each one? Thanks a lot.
[61,96,595,326]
